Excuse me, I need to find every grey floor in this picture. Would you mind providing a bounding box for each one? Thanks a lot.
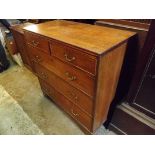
[0,58,115,135]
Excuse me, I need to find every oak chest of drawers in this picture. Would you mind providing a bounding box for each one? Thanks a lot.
[23,20,135,134]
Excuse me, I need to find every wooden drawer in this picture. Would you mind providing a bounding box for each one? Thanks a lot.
[39,79,92,131]
[26,45,49,72]
[27,45,95,97]
[70,104,92,130]
[39,79,72,113]
[24,31,50,54]
[47,57,95,97]
[36,64,94,116]
[50,41,97,75]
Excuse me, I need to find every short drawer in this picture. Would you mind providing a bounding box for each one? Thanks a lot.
[27,44,49,63]
[39,79,92,131]
[50,41,97,75]
[24,31,50,54]
[36,65,94,116]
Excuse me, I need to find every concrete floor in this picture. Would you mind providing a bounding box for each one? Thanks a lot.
[0,85,43,135]
[0,59,115,135]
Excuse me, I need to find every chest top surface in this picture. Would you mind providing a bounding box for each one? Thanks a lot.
[11,23,34,34]
[23,20,136,55]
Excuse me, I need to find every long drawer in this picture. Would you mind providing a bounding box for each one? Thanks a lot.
[40,78,72,112]
[35,63,94,116]
[27,45,95,97]
[39,79,92,130]
[50,41,97,75]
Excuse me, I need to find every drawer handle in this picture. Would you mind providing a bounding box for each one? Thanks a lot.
[32,40,39,47]
[69,92,78,101]
[35,55,42,63]
[41,72,48,79]
[32,56,42,64]
[32,58,37,63]
[71,108,78,116]
[65,72,76,81]
[44,88,50,94]
[64,54,75,62]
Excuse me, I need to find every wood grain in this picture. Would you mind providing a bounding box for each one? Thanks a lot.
[23,20,135,133]
[93,42,127,131]
[11,28,33,71]
[35,63,94,116]
[39,79,93,131]
[50,40,97,75]
[27,45,95,97]
[23,20,135,54]
[24,31,50,54]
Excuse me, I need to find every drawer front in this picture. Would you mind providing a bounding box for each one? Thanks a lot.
[26,45,49,72]
[70,104,92,130]
[24,31,50,54]
[39,79,92,131]
[36,64,94,116]
[50,41,97,75]
[39,79,72,113]
[28,46,95,97]
[48,57,95,97]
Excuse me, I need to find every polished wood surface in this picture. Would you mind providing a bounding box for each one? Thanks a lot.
[11,23,33,34]
[96,20,148,52]
[35,63,94,116]
[11,23,34,71]
[39,78,73,112]
[27,44,95,97]
[24,20,135,54]
[97,19,151,30]
[24,20,135,133]
[50,40,97,75]
[24,31,50,54]
[11,28,32,70]
[39,79,93,131]
[93,42,127,130]
[95,20,150,128]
